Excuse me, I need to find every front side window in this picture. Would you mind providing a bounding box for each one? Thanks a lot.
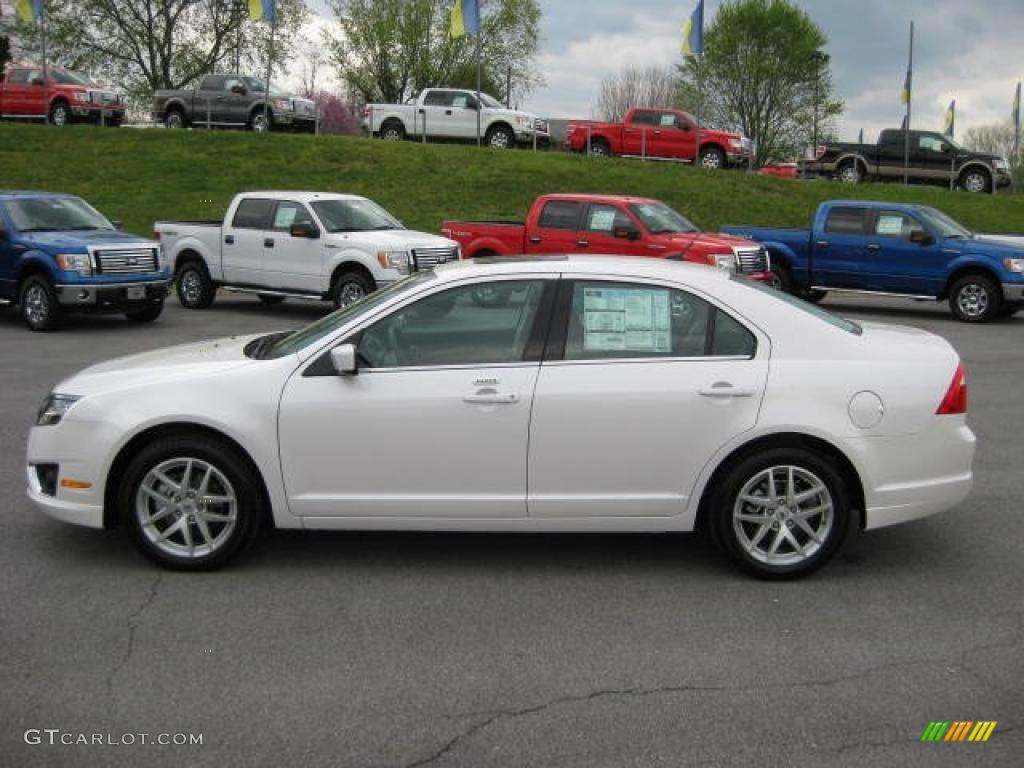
[584,204,633,234]
[874,211,921,240]
[629,202,698,234]
[538,201,581,230]
[357,280,546,368]
[563,282,755,360]
[918,135,946,153]
[231,198,275,230]
[8,69,30,85]
[223,76,244,93]
[450,92,477,109]
[272,201,315,232]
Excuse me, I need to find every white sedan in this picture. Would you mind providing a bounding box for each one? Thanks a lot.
[27,257,975,578]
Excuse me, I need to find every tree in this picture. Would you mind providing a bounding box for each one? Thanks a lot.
[963,121,1023,187]
[677,0,842,165]
[593,65,680,121]
[0,35,10,71]
[327,0,542,106]
[13,0,308,103]
[305,89,361,135]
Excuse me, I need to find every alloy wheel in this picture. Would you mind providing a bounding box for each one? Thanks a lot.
[180,270,202,306]
[23,284,49,326]
[962,172,987,194]
[956,283,989,319]
[337,282,366,308]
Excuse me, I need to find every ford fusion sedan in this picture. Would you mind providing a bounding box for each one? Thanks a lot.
[27,257,975,578]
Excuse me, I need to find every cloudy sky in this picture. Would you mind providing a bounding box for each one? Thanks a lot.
[302,0,1023,142]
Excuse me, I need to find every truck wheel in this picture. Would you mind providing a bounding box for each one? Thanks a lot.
[176,262,216,309]
[802,289,828,304]
[19,275,62,331]
[486,125,515,150]
[588,138,611,157]
[949,274,1001,322]
[49,101,70,127]
[250,112,271,133]
[380,121,404,141]
[959,169,991,194]
[699,147,726,169]
[164,109,185,129]
[125,300,164,323]
[332,270,374,309]
[837,161,862,184]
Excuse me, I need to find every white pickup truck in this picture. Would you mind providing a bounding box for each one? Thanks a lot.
[363,88,549,149]
[155,191,460,309]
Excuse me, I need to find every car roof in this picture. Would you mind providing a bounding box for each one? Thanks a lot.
[539,193,661,205]
[240,191,368,203]
[0,191,76,199]
[434,254,730,284]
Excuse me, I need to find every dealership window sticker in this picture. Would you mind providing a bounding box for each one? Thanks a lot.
[583,287,671,353]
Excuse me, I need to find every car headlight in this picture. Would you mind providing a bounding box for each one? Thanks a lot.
[56,253,93,277]
[376,249,411,275]
[728,138,743,149]
[273,98,293,112]
[711,253,737,272]
[516,115,534,128]
[73,90,92,103]
[37,394,82,427]
[1005,258,1024,273]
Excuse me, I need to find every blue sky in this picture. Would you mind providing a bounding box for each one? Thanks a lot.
[303,0,1023,141]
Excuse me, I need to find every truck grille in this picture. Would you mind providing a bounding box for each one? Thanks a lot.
[412,247,459,271]
[94,248,159,275]
[736,248,769,274]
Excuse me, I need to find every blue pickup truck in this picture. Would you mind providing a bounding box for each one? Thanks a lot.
[723,200,1024,323]
[0,191,170,330]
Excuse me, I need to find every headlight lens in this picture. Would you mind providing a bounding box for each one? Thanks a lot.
[994,158,1009,171]
[517,115,533,127]
[73,90,91,103]
[37,394,81,427]
[711,253,737,272]
[56,253,93,276]
[1005,258,1024,273]
[157,245,168,270]
[376,249,411,275]
[274,98,292,111]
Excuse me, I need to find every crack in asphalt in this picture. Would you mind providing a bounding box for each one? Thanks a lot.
[105,573,163,694]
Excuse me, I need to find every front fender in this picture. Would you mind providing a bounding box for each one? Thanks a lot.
[15,250,59,283]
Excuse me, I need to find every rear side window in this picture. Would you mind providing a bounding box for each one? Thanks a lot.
[423,90,453,107]
[231,198,275,230]
[538,201,580,230]
[824,207,869,235]
[200,75,225,91]
[631,111,659,126]
[8,69,30,85]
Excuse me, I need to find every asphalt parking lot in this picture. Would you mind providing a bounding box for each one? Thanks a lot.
[1,292,1021,768]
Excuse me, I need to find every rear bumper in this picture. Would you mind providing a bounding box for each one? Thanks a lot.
[55,280,169,309]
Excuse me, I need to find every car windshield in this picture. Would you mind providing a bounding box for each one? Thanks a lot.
[311,199,404,233]
[242,77,266,93]
[629,202,699,234]
[257,272,436,359]
[729,275,862,335]
[5,196,115,233]
[917,207,973,240]
[478,92,503,108]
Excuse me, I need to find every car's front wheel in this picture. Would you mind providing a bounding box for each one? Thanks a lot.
[19,275,62,331]
[711,448,851,579]
[120,436,264,570]
[332,270,374,309]
[949,273,1001,322]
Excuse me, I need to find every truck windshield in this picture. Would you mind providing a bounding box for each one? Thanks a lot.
[916,207,973,240]
[6,197,115,233]
[629,202,699,234]
[729,276,862,335]
[478,92,503,108]
[255,273,436,359]
[311,199,404,232]
[242,77,266,93]
[50,70,94,86]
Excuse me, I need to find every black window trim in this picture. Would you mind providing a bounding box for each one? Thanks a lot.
[230,197,276,230]
[537,200,583,232]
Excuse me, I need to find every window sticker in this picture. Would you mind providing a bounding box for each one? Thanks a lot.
[582,287,671,353]
[876,214,905,236]
[274,206,298,229]
[588,209,617,232]
[659,114,676,127]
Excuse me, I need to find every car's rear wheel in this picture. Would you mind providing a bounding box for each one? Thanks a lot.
[711,448,851,579]
[176,261,216,309]
[949,273,1001,322]
[164,109,184,129]
[588,138,611,157]
[380,121,405,141]
[19,275,61,331]
[120,437,264,571]
[125,300,164,323]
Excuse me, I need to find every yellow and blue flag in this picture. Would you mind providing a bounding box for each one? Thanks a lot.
[248,0,275,23]
[682,0,704,57]
[16,0,44,23]
[901,70,911,105]
[450,0,480,39]
[944,100,955,137]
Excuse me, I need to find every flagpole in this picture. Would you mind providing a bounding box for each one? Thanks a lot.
[903,21,913,185]
[475,33,481,147]
[1013,82,1021,195]
[263,8,276,133]
[695,54,703,166]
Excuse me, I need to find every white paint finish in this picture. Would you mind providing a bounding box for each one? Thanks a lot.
[849,391,885,430]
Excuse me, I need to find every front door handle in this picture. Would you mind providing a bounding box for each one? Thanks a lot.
[699,383,756,398]
[866,243,881,252]
[264,238,275,248]
[224,235,234,245]
[464,392,519,405]
[528,235,542,244]
[815,240,829,248]
[576,239,590,248]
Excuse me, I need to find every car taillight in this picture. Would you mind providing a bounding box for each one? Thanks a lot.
[936,361,967,415]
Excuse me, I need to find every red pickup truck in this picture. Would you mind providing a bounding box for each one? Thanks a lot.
[0,64,125,127]
[566,108,753,169]
[441,193,775,282]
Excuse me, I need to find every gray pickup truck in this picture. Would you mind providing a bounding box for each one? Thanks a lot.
[152,74,317,133]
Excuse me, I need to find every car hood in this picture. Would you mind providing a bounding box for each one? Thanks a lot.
[968,235,1024,256]
[19,230,155,254]
[485,106,537,121]
[655,231,762,253]
[55,334,267,398]
[326,229,458,251]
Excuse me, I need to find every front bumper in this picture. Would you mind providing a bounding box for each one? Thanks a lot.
[726,151,752,168]
[55,280,169,309]
[1001,281,1024,304]
[70,105,125,121]
[995,169,1013,188]
[744,271,778,285]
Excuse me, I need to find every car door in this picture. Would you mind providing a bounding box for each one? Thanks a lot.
[222,197,273,284]
[875,130,908,180]
[260,200,322,292]
[528,277,767,518]
[448,91,481,139]
[2,69,32,115]
[622,110,658,155]
[418,90,456,139]
[278,276,556,518]
[809,206,872,289]
[576,203,646,256]
[656,112,695,160]
[216,76,250,126]
[0,203,20,299]
[525,200,583,254]
[914,133,956,186]
[864,209,945,295]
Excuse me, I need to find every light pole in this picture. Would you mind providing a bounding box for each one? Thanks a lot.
[811,50,830,159]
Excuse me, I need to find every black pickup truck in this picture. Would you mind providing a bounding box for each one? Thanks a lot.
[152,73,317,133]
[806,129,1012,194]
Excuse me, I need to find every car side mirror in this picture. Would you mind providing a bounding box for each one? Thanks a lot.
[614,226,641,241]
[231,84,247,95]
[290,222,320,239]
[330,344,358,376]
[681,123,692,132]
[909,230,934,246]
[111,220,124,231]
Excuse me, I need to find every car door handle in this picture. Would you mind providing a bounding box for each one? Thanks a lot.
[224,235,234,245]
[528,235,542,244]
[576,239,589,248]
[866,243,881,252]
[464,392,519,405]
[264,238,274,248]
[699,383,756,398]
[445,109,453,115]
[816,240,829,248]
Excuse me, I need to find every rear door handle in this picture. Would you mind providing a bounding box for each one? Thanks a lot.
[224,235,234,245]
[264,238,274,248]
[464,392,519,405]
[815,240,829,248]
[866,243,881,252]
[576,239,589,248]
[699,383,756,398]
[445,109,453,115]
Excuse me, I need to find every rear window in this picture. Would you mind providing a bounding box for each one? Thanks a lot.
[538,201,581,230]
[730,276,862,335]
[231,198,274,230]
[824,207,869,235]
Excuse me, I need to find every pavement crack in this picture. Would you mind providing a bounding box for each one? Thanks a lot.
[105,573,162,693]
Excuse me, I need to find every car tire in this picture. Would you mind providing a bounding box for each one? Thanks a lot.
[257,294,286,306]
[379,121,405,141]
[588,138,611,157]
[164,109,185,129]
[710,447,851,580]
[49,101,69,127]
[949,273,1001,322]
[120,436,265,571]
[837,161,862,184]
[486,124,515,150]
[959,168,991,194]
[802,289,828,303]
[176,261,216,309]
[125,300,164,323]
[19,275,62,331]
[332,269,374,309]
[699,146,726,169]
[250,111,271,133]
